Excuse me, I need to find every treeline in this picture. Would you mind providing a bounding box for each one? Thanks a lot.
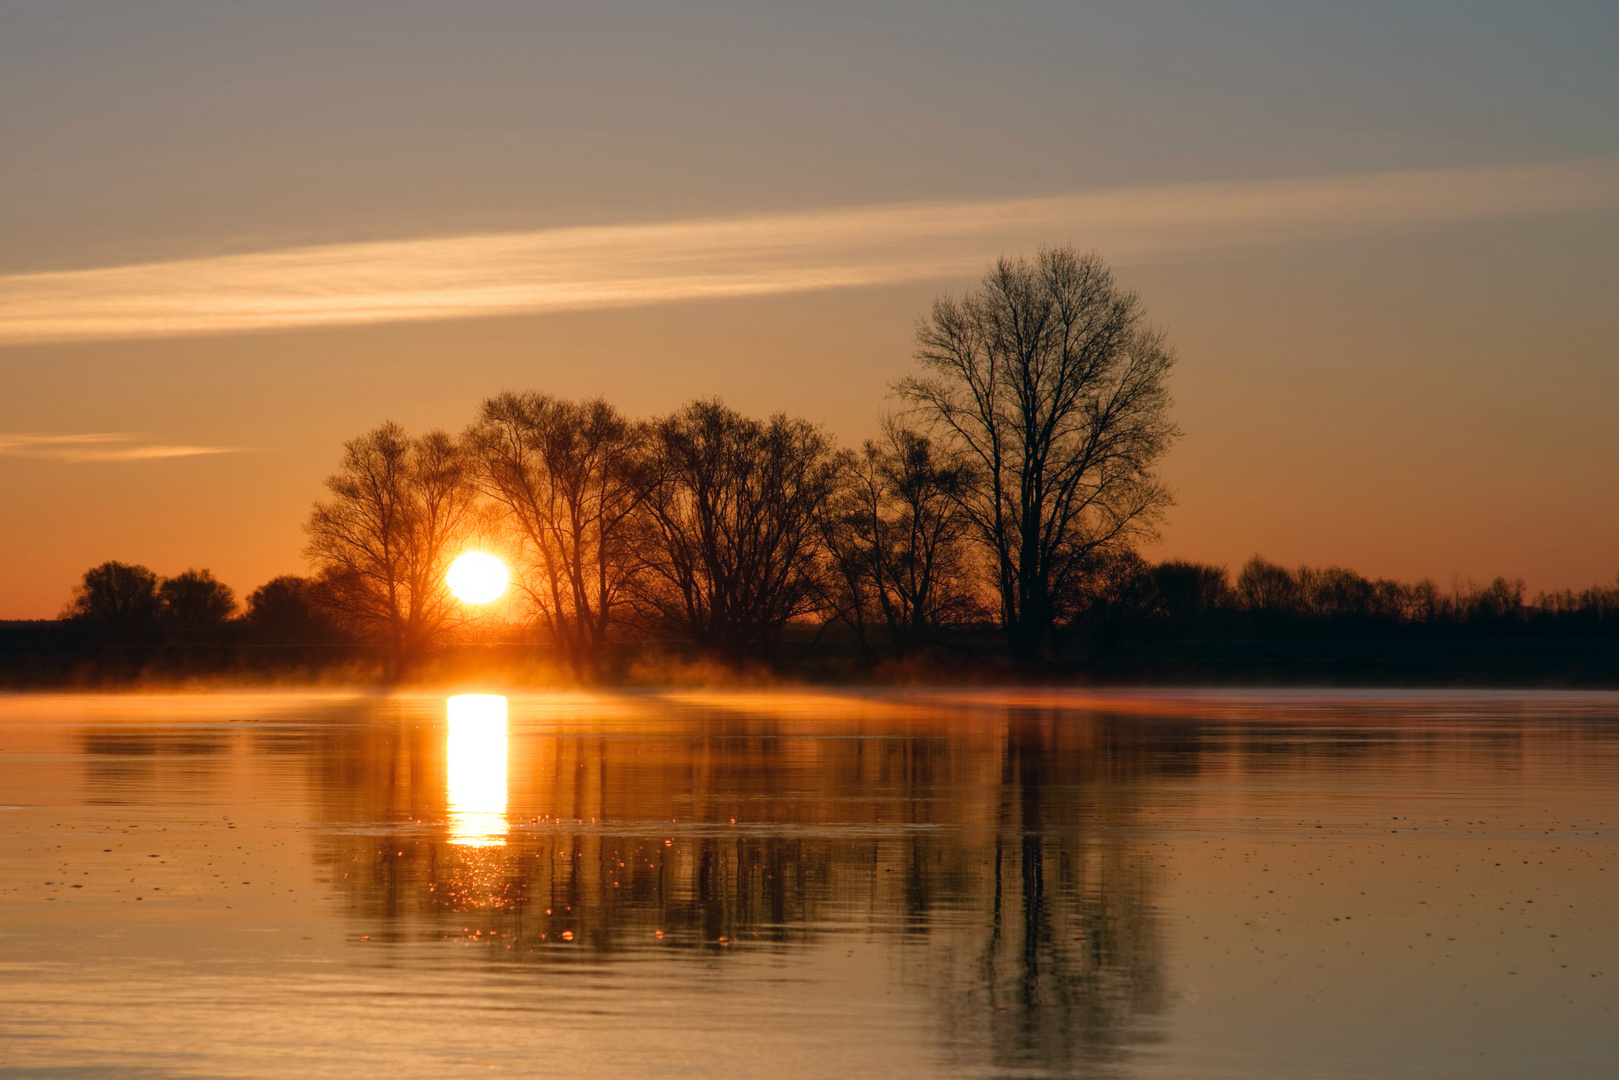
[296,398,983,677]
[14,249,1180,682]
[9,246,1617,685]
[286,247,1180,679]
[1060,554,1619,684]
[19,545,1617,686]
[1077,553,1619,640]
[0,563,359,683]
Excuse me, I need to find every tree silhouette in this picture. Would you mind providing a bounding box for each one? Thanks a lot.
[640,399,840,661]
[898,248,1179,662]
[1236,556,1298,614]
[304,421,478,675]
[243,575,345,645]
[821,418,979,658]
[62,561,161,634]
[466,393,650,678]
[158,568,236,633]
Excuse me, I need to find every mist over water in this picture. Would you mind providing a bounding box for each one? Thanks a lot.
[1,690,1615,1078]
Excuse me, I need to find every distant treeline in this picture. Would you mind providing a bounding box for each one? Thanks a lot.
[1080,554,1619,638]
[1058,554,1619,685]
[8,550,1615,686]
[1,566,364,685]
[6,247,1616,686]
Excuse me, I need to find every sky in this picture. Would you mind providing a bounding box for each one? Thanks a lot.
[2,0,1617,618]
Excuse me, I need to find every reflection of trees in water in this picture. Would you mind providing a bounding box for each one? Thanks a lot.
[76,697,1612,1076]
[304,704,1189,1073]
[904,710,1180,1074]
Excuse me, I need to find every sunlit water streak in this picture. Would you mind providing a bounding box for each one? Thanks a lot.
[446,694,508,846]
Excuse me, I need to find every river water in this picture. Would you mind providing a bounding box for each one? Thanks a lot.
[1,689,1614,1079]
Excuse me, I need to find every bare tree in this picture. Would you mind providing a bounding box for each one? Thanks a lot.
[1236,556,1298,614]
[304,421,478,675]
[640,399,840,661]
[821,418,978,658]
[465,393,649,678]
[897,247,1179,662]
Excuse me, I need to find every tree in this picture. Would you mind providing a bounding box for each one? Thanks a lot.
[640,399,840,661]
[897,247,1180,662]
[1456,577,1526,624]
[820,419,978,658]
[159,568,236,634]
[1236,556,1298,614]
[243,575,346,645]
[62,561,161,633]
[304,421,478,675]
[465,393,650,678]
[1150,560,1231,622]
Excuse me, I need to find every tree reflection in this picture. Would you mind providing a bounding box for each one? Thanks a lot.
[304,699,1184,1072]
[918,709,1174,1072]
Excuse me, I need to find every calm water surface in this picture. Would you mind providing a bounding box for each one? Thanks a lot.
[1,689,1615,1079]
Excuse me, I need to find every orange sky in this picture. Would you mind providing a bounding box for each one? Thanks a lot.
[2,2,1616,618]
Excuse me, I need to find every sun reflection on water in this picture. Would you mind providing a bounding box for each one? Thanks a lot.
[446,694,509,847]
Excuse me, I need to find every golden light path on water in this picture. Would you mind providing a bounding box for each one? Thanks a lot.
[445,694,509,847]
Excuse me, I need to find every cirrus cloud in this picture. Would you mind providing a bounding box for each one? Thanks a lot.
[1,158,1616,346]
[0,433,243,462]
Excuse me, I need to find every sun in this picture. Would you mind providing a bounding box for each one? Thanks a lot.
[446,551,509,604]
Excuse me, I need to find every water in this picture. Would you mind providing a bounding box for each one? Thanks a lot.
[1,689,1615,1079]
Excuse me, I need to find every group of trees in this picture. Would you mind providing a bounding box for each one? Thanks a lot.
[296,248,1181,676]
[48,243,1612,682]
[60,562,346,648]
[1075,552,1619,640]
[64,562,236,638]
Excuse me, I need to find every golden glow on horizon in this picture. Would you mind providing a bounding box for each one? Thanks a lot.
[447,551,508,604]
[446,694,509,847]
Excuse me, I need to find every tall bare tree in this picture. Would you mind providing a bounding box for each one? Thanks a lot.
[641,399,840,661]
[821,418,978,658]
[304,421,477,675]
[897,247,1179,662]
[465,393,649,678]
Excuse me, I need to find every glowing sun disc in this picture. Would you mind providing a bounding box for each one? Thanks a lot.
[447,551,508,604]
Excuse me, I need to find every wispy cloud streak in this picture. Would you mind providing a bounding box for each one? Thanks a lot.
[0,433,241,462]
[2,159,1615,345]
